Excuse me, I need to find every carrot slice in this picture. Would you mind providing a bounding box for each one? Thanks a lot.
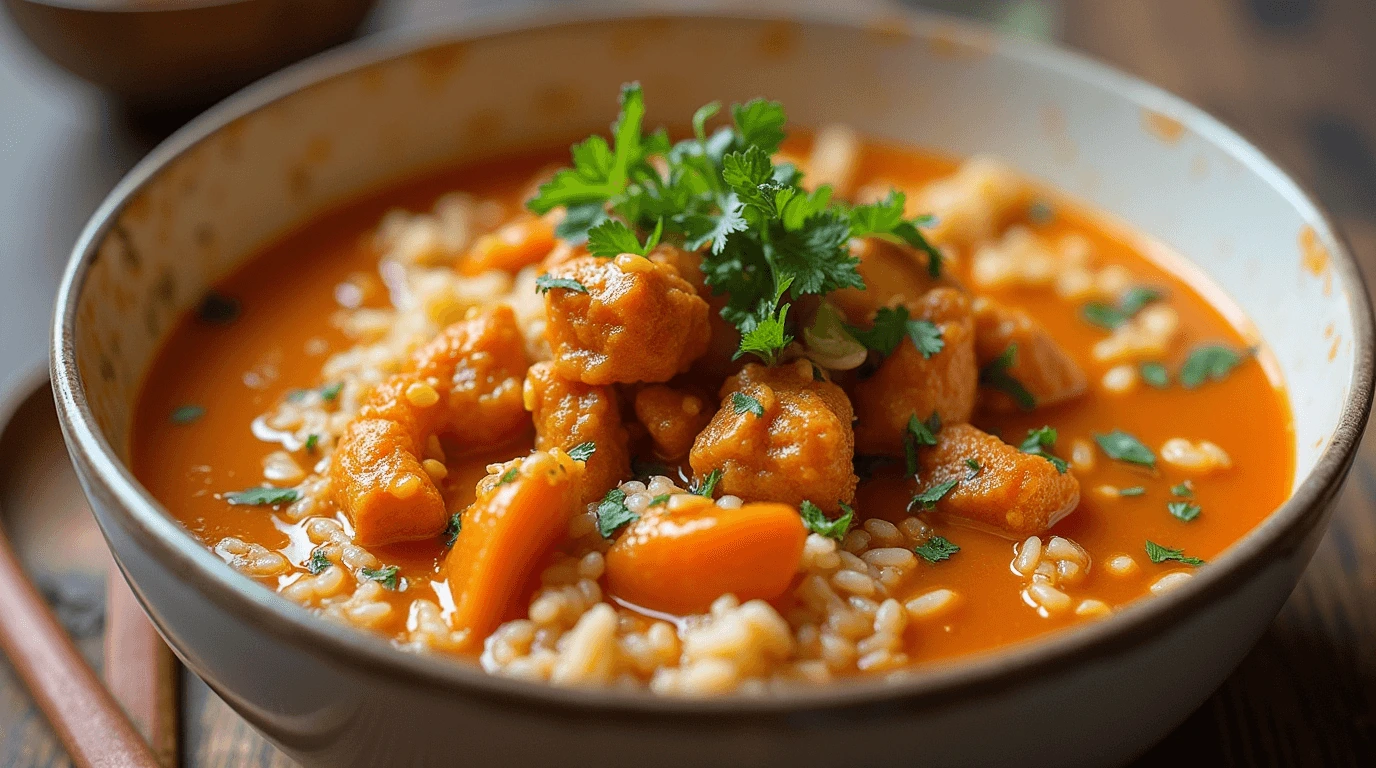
[445,451,584,645]
[605,498,806,616]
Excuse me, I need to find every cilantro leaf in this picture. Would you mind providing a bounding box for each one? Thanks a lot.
[567,442,596,462]
[1094,430,1156,468]
[498,466,519,485]
[443,513,462,548]
[648,493,672,508]
[909,478,959,512]
[1081,287,1163,330]
[527,83,647,214]
[596,488,638,538]
[535,274,588,295]
[965,458,981,478]
[1180,345,1247,389]
[734,299,793,365]
[799,500,853,540]
[1171,480,1194,498]
[586,220,646,257]
[847,190,943,276]
[848,306,910,356]
[732,392,765,418]
[979,345,1036,410]
[1167,501,1201,522]
[1018,426,1069,474]
[903,412,942,478]
[555,201,608,243]
[304,433,320,452]
[692,468,723,498]
[306,550,331,574]
[732,99,787,153]
[361,565,402,591]
[768,211,862,296]
[906,319,945,359]
[1140,362,1170,388]
[914,534,960,563]
[1119,486,1147,497]
[1145,540,1205,566]
[320,382,343,402]
[225,486,298,506]
[170,404,205,425]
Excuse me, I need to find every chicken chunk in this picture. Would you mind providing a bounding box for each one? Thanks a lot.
[634,385,713,460]
[973,297,1087,412]
[690,360,857,513]
[852,288,979,455]
[524,361,631,504]
[915,423,1080,537]
[829,237,942,327]
[543,254,711,385]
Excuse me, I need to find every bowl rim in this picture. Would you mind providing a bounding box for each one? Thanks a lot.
[50,2,1375,717]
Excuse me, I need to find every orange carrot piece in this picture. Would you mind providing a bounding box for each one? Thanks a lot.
[461,213,557,275]
[605,498,806,615]
[445,450,584,644]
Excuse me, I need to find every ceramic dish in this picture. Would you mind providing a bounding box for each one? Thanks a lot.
[49,6,1373,767]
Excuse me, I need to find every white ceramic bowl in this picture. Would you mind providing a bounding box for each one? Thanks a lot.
[49,6,1374,767]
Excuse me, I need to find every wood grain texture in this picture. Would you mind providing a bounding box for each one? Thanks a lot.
[104,564,179,768]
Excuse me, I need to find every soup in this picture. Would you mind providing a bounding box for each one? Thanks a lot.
[132,86,1291,696]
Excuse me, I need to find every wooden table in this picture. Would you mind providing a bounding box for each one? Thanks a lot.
[0,1,1373,765]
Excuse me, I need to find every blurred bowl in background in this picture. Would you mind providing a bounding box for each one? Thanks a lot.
[3,0,378,113]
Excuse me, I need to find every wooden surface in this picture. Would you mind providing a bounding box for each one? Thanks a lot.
[1,0,1374,765]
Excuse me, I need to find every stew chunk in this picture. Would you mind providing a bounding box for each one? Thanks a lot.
[915,423,1080,537]
[853,288,979,455]
[633,384,713,460]
[543,254,711,385]
[690,360,857,513]
[973,297,1087,412]
[524,361,631,504]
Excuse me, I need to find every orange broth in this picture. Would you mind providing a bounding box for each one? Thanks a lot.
[132,141,1292,669]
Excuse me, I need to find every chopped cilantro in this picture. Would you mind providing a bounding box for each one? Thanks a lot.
[906,319,945,359]
[361,565,402,591]
[799,500,853,540]
[965,458,981,479]
[535,274,589,295]
[903,412,942,478]
[648,493,671,508]
[692,468,723,497]
[303,433,320,452]
[846,305,944,359]
[170,405,205,425]
[732,392,765,418]
[1140,362,1170,388]
[567,442,597,462]
[1018,426,1069,474]
[196,291,240,325]
[596,488,638,538]
[306,550,331,574]
[847,190,943,276]
[1145,540,1205,566]
[443,513,462,548]
[914,535,960,563]
[1118,486,1147,497]
[586,218,662,258]
[1081,287,1164,330]
[1168,501,1201,522]
[285,389,310,403]
[498,466,519,485]
[1094,430,1156,468]
[225,486,298,506]
[320,382,343,402]
[1171,480,1195,498]
[908,478,959,512]
[1180,345,1248,389]
[979,345,1036,410]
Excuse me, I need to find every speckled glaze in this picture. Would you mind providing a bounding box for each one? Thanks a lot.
[49,6,1373,767]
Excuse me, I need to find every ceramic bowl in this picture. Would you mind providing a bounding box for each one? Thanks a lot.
[49,5,1374,767]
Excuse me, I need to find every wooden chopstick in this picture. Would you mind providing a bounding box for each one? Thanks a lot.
[0,525,160,768]
[105,559,179,768]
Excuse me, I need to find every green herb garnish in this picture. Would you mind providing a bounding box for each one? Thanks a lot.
[1094,430,1156,468]
[320,382,343,402]
[443,513,462,548]
[903,412,942,478]
[535,274,589,295]
[567,442,597,462]
[1018,426,1069,474]
[306,550,331,574]
[799,500,853,540]
[1140,362,1170,388]
[914,534,960,563]
[1081,287,1163,330]
[692,468,723,497]
[498,466,519,485]
[965,458,981,479]
[908,478,959,512]
[1171,480,1194,497]
[979,344,1036,410]
[303,433,320,452]
[586,218,662,258]
[648,493,672,508]
[225,487,298,506]
[170,405,205,425]
[1145,540,1205,566]
[361,565,402,591]
[732,392,765,418]
[1167,501,1201,522]
[1118,486,1147,497]
[596,488,637,538]
[1180,345,1247,389]
[846,305,945,359]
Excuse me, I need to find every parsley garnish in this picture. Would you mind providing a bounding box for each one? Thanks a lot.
[567,442,597,462]
[1081,287,1163,331]
[1171,480,1194,498]
[170,405,205,425]
[1094,430,1156,468]
[1018,426,1069,474]
[979,344,1036,410]
[527,85,937,366]
[1140,362,1170,388]
[914,535,960,563]
[648,493,671,508]
[196,291,240,325]
[498,466,519,485]
[965,458,981,479]
[1145,540,1204,566]
[443,513,462,548]
[535,274,589,295]
[1180,345,1247,389]
[320,382,343,402]
[306,550,331,574]
[799,500,853,540]
[908,478,959,512]
[225,487,298,506]
[732,392,765,418]
[303,433,320,452]
[692,468,723,497]
[846,305,944,359]
[903,412,941,477]
[596,488,638,538]
[361,565,402,591]
[1167,501,1201,522]
[1118,486,1147,497]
